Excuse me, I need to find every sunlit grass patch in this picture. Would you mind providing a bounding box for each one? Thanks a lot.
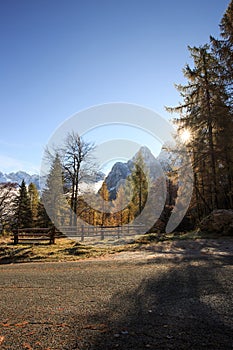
[0,229,228,264]
[0,236,136,263]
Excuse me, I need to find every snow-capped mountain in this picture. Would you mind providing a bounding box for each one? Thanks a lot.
[104,146,171,199]
[0,170,105,192]
[0,147,173,195]
[0,171,40,188]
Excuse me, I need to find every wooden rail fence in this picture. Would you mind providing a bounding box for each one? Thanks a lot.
[12,227,58,245]
[12,224,144,244]
[59,224,144,241]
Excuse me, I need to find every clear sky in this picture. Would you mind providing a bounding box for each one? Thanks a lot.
[0,0,230,174]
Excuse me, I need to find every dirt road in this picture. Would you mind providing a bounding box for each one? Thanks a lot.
[0,239,233,349]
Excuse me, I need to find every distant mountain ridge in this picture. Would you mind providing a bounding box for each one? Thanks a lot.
[0,147,172,194]
[104,146,172,199]
[0,170,105,191]
[0,171,40,188]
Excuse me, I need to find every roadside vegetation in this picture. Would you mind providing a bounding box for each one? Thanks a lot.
[0,1,233,256]
[1,229,232,264]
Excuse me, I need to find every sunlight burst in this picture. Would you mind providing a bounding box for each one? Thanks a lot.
[180,129,191,143]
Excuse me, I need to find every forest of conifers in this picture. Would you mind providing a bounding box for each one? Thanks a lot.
[0,1,232,234]
[165,0,233,226]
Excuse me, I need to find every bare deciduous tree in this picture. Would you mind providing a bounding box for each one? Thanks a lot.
[0,183,18,233]
[43,131,96,227]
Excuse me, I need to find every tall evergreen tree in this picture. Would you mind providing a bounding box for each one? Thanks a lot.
[28,182,39,224]
[211,0,233,105]
[14,180,33,228]
[167,44,233,218]
[42,154,67,227]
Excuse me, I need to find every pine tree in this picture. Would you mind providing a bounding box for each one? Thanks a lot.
[14,180,33,228]
[28,183,39,224]
[166,45,232,217]
[128,151,148,217]
[42,154,68,227]
[99,181,110,226]
[211,0,233,104]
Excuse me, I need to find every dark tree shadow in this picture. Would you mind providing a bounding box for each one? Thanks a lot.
[70,250,233,349]
[0,246,32,264]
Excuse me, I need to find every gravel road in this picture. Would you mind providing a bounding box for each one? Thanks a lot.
[0,239,233,349]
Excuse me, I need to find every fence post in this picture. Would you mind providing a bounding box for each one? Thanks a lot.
[49,226,55,244]
[81,225,84,242]
[101,226,104,240]
[13,229,19,245]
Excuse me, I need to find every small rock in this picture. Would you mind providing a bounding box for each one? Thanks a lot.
[166,335,173,339]
[199,209,233,235]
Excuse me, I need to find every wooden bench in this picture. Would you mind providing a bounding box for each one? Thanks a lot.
[12,227,58,245]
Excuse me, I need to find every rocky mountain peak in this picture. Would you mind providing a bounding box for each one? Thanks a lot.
[103,146,166,200]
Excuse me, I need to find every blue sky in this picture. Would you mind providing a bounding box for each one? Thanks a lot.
[0,0,230,174]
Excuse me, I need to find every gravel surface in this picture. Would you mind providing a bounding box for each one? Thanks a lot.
[0,239,233,349]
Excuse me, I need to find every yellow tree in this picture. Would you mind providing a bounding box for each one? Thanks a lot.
[99,181,110,227]
[28,183,39,225]
[112,185,128,226]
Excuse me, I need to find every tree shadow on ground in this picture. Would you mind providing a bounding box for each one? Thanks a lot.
[71,250,233,350]
[0,246,32,264]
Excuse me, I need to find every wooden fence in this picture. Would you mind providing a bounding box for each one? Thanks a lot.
[59,224,144,241]
[12,227,57,245]
[12,224,145,244]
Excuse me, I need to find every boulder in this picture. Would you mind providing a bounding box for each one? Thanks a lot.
[199,209,233,235]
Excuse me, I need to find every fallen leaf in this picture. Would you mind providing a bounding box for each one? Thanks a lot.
[15,321,28,327]
[57,323,69,327]
[0,336,5,345]
[27,331,36,336]
[83,323,107,330]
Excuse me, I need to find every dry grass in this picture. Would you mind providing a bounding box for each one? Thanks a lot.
[0,230,228,264]
[0,236,139,264]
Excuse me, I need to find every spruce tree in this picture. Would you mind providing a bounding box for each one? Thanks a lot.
[42,154,67,227]
[211,0,233,104]
[167,45,232,217]
[14,180,33,228]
